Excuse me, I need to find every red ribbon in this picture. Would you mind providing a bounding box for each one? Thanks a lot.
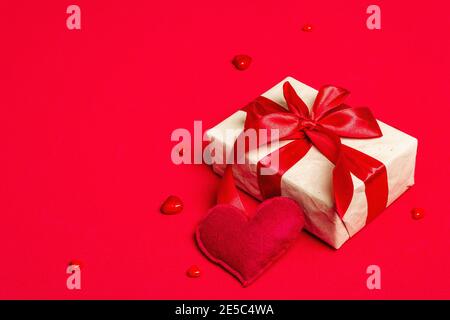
[218,81,388,222]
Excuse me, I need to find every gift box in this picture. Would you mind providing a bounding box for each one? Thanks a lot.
[206,76,418,249]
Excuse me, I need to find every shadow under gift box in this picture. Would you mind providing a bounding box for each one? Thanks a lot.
[206,76,418,249]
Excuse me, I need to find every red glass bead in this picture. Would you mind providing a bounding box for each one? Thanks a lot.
[160,195,183,214]
[186,265,201,278]
[302,24,313,32]
[68,259,83,269]
[411,208,425,220]
[232,55,252,71]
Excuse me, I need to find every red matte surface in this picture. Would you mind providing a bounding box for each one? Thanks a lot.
[1,0,449,299]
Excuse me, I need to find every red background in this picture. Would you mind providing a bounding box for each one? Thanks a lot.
[1,0,449,299]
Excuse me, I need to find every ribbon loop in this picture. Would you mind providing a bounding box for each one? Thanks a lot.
[312,85,350,120]
[319,105,383,138]
[283,81,310,119]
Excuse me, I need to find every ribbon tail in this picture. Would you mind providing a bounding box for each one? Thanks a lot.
[364,166,388,222]
[217,165,245,212]
[333,155,354,218]
[340,145,388,222]
[257,139,312,199]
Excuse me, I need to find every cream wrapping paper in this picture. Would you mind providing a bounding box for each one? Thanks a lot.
[206,77,418,249]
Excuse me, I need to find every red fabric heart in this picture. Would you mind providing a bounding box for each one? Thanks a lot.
[195,197,305,287]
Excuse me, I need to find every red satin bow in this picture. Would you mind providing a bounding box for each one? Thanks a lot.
[219,81,388,222]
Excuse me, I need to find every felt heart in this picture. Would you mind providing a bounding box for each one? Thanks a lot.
[195,197,305,286]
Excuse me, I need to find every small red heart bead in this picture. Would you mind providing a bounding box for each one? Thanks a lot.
[411,207,425,220]
[232,55,252,71]
[160,196,183,215]
[68,259,83,269]
[186,265,201,278]
[302,24,313,32]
